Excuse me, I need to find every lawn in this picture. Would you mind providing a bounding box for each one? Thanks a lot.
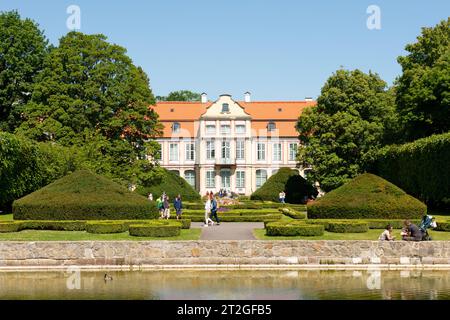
[0,214,13,221]
[253,228,450,241]
[0,228,201,241]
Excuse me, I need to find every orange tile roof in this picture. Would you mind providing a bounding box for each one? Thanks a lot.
[161,121,197,137]
[238,101,316,120]
[251,121,299,137]
[151,102,211,121]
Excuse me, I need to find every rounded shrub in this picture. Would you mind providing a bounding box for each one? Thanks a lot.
[435,221,450,232]
[0,221,22,233]
[279,207,307,219]
[266,221,324,236]
[250,168,318,203]
[180,219,191,229]
[307,173,426,219]
[129,220,181,237]
[326,221,369,233]
[86,221,127,234]
[13,170,158,220]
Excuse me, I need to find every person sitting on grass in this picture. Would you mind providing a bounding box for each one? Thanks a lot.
[379,224,395,241]
[402,220,422,241]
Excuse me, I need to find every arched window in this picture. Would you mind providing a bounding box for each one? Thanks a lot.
[256,169,267,188]
[172,122,180,133]
[267,121,276,132]
[184,170,196,188]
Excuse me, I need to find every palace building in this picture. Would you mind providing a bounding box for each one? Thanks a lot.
[152,93,316,196]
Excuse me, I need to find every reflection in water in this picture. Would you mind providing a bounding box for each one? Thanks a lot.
[0,270,450,300]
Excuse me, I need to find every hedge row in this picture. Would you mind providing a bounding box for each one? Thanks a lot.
[279,208,307,219]
[182,209,280,216]
[129,220,181,237]
[183,202,307,211]
[372,132,450,209]
[179,214,283,222]
[0,219,191,234]
[365,219,421,229]
[435,221,450,232]
[305,220,369,233]
[266,221,324,236]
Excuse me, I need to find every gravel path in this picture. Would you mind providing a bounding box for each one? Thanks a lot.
[192,222,263,240]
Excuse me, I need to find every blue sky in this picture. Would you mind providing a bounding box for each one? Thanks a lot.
[1,0,449,100]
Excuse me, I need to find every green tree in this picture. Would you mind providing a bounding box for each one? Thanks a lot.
[0,11,49,131]
[296,69,397,192]
[396,18,450,141]
[16,32,162,185]
[157,90,201,102]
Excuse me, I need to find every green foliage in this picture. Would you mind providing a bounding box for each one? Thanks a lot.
[279,207,307,219]
[435,221,450,232]
[86,221,128,234]
[364,219,421,229]
[0,221,22,233]
[250,168,318,203]
[156,90,201,102]
[13,170,158,220]
[179,214,282,222]
[180,219,191,229]
[296,69,398,191]
[307,173,426,219]
[0,132,80,211]
[372,132,450,209]
[265,221,324,236]
[396,18,450,141]
[136,168,200,201]
[19,220,86,231]
[15,31,162,186]
[325,221,368,233]
[0,11,49,132]
[129,220,181,237]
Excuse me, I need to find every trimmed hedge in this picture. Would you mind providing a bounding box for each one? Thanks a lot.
[180,219,191,229]
[20,220,86,231]
[0,221,22,233]
[183,202,307,211]
[326,221,368,233]
[372,132,450,209]
[266,221,324,236]
[250,168,318,203]
[365,219,421,229]
[136,168,200,201]
[279,208,307,219]
[13,170,158,220]
[307,173,426,219]
[435,221,450,232]
[86,221,128,234]
[129,220,181,237]
[180,214,283,222]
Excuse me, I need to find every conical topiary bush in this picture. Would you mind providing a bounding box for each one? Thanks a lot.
[307,173,426,219]
[13,170,158,220]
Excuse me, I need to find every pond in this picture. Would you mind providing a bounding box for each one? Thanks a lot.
[1,269,450,300]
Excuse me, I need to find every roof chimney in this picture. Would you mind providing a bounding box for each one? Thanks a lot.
[305,97,313,102]
[201,92,208,103]
[244,91,251,103]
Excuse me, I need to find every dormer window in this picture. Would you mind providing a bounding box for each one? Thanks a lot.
[267,121,276,132]
[172,122,180,133]
[221,103,230,113]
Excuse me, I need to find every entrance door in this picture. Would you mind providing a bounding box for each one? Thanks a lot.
[220,170,231,189]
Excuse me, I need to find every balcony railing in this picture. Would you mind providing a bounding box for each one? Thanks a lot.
[215,157,236,165]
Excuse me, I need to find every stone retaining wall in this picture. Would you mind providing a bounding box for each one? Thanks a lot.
[1,240,450,267]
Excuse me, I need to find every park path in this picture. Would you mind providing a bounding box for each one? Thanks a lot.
[192,222,263,240]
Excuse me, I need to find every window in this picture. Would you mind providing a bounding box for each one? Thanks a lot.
[221,141,230,160]
[236,140,245,160]
[273,143,281,161]
[267,121,276,132]
[257,142,266,161]
[172,122,180,133]
[206,124,216,134]
[289,143,298,161]
[206,170,215,188]
[169,143,179,161]
[236,124,246,134]
[236,171,245,188]
[256,169,267,188]
[220,125,231,134]
[185,142,195,161]
[221,103,230,113]
[184,170,195,188]
[206,140,215,160]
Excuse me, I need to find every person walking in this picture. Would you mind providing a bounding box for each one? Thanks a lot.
[210,194,220,225]
[174,194,183,220]
[156,195,164,218]
[204,192,214,227]
[163,195,170,219]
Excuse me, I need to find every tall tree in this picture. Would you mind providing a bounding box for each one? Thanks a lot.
[157,90,201,102]
[296,69,397,192]
[396,18,450,141]
[0,11,48,131]
[16,32,162,185]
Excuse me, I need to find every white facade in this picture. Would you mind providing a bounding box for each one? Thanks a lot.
[155,94,305,196]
